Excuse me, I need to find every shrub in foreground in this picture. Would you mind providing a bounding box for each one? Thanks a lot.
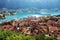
[0,29,57,40]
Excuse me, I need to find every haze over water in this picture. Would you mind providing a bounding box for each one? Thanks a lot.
[0,0,60,9]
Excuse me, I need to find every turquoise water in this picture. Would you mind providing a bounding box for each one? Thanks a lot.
[0,11,60,23]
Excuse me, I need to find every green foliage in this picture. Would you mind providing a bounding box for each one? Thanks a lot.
[36,33,57,40]
[0,29,57,40]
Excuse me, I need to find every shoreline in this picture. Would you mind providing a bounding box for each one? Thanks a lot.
[0,14,60,24]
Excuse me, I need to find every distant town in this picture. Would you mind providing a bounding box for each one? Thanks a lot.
[0,8,60,19]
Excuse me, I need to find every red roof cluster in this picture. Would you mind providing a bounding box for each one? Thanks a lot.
[1,16,60,40]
